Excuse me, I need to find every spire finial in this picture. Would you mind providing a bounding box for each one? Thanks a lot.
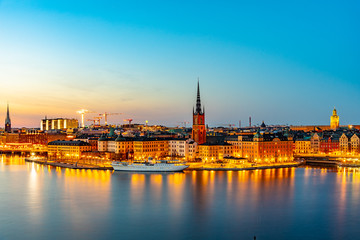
[195,78,202,114]
[5,101,11,132]
[6,102,10,121]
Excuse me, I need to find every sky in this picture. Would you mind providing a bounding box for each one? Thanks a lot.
[0,0,359,127]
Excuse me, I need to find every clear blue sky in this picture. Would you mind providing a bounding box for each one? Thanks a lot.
[0,0,359,127]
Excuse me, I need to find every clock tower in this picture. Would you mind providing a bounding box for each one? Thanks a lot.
[330,107,339,130]
[192,80,206,144]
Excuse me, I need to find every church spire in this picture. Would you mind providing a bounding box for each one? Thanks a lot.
[192,79,206,145]
[195,79,202,114]
[5,102,11,133]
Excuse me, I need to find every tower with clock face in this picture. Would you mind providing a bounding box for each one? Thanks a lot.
[192,81,206,144]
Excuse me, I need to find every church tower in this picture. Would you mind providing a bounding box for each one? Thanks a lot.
[192,80,206,144]
[330,107,339,130]
[5,103,11,133]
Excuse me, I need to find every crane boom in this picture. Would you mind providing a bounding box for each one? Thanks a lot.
[99,112,122,125]
[77,109,95,128]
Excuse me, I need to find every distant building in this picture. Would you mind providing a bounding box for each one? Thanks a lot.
[41,117,78,131]
[330,107,340,130]
[192,81,206,144]
[4,103,11,133]
[48,140,91,159]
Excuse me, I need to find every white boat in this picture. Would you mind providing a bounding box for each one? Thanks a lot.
[112,158,189,172]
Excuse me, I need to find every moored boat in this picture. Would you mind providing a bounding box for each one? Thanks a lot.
[112,158,189,172]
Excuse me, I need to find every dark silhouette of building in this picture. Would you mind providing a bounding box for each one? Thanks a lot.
[192,80,206,144]
[5,103,11,133]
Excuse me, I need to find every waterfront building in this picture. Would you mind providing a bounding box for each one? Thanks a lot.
[294,138,311,154]
[192,81,206,144]
[330,107,340,130]
[169,138,198,160]
[114,134,134,158]
[0,131,67,145]
[98,132,134,157]
[48,140,92,159]
[133,138,169,160]
[350,134,360,154]
[74,135,99,151]
[226,129,293,163]
[97,130,117,152]
[5,103,11,133]
[198,142,233,162]
[310,131,341,154]
[319,135,340,154]
[310,133,321,153]
[339,133,350,153]
[41,117,78,131]
[98,135,198,160]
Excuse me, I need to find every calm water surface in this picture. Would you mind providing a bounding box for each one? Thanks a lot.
[1,155,360,240]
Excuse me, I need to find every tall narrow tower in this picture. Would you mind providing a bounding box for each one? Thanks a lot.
[5,103,11,133]
[330,107,339,130]
[192,80,206,144]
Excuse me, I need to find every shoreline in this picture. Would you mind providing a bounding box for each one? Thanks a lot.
[188,162,302,171]
[24,158,360,171]
[24,158,113,170]
[25,157,302,171]
[27,157,360,171]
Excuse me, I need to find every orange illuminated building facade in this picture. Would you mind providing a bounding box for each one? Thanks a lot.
[192,81,206,144]
[198,143,233,162]
[133,138,169,160]
[48,140,92,160]
[227,129,294,163]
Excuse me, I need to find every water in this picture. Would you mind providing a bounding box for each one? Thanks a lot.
[1,155,360,240]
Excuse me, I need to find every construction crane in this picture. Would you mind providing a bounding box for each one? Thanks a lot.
[87,116,102,126]
[99,112,122,125]
[94,116,102,126]
[77,109,95,128]
[87,119,97,126]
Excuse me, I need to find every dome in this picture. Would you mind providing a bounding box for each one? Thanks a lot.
[254,128,262,138]
[98,134,108,141]
[108,127,116,138]
[115,134,126,141]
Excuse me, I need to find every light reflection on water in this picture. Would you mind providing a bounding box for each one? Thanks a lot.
[1,156,360,240]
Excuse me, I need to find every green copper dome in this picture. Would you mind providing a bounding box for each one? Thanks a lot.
[98,134,108,141]
[115,133,126,141]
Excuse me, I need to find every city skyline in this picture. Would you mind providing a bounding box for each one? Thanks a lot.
[1,1,359,127]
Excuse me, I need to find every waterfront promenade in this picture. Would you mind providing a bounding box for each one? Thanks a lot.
[25,157,301,171]
[24,157,113,170]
